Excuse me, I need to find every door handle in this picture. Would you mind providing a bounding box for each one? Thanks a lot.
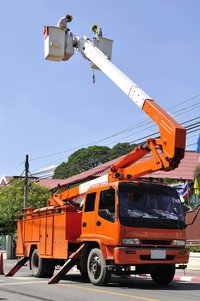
[82,222,87,227]
[96,220,101,226]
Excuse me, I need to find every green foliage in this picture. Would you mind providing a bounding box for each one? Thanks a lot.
[109,142,135,160]
[0,179,50,234]
[54,145,110,179]
[163,178,180,184]
[186,245,200,252]
[53,143,135,179]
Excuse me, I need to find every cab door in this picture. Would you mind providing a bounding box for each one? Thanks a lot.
[81,192,97,239]
[95,188,117,244]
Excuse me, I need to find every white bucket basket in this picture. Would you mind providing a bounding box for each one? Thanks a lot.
[44,26,74,61]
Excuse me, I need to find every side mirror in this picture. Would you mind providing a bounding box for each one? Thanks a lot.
[182,204,190,213]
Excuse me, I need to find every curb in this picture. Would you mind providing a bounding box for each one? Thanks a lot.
[129,273,200,283]
[50,267,200,283]
[174,275,200,283]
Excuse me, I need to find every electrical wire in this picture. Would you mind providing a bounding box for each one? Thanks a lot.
[29,94,200,163]
[31,119,200,176]
[31,120,200,177]
[28,91,200,176]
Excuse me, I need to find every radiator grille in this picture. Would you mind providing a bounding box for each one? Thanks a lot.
[141,240,172,246]
[140,255,175,261]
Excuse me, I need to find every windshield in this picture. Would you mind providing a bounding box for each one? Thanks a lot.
[118,182,185,229]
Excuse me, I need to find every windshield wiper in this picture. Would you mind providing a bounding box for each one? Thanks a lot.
[147,209,178,221]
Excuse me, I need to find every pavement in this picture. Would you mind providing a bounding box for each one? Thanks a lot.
[1,252,200,283]
[174,252,200,282]
[134,252,200,283]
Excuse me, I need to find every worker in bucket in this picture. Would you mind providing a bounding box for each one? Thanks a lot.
[92,24,103,39]
[57,14,73,32]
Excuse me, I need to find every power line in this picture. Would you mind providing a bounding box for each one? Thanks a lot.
[186,133,200,140]
[30,117,198,171]
[163,93,200,111]
[29,94,200,163]
[30,117,200,175]
[31,120,200,178]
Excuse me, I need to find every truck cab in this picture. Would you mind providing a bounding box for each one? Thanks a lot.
[79,181,188,285]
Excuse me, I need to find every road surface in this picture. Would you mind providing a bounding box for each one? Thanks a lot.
[0,263,200,301]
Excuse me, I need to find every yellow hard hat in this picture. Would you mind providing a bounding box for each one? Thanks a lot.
[66,14,73,22]
[92,24,98,33]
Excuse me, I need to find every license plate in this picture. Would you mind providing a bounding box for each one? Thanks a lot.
[151,249,166,259]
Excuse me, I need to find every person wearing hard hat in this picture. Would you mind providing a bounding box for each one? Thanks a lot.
[92,24,103,39]
[57,14,73,32]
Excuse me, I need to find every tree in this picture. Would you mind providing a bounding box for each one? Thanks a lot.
[53,146,111,179]
[109,142,135,160]
[0,179,50,234]
[53,143,135,179]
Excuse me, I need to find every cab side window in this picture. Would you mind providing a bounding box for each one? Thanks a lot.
[84,192,96,212]
[98,189,115,222]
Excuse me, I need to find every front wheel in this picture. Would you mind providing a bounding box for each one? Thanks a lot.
[150,265,175,285]
[87,248,111,286]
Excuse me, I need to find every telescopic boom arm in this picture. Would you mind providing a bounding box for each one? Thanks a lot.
[74,36,186,181]
[44,24,186,184]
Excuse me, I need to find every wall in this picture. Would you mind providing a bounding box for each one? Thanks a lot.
[186,205,200,246]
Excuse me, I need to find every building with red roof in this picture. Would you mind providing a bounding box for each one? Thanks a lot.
[36,150,199,190]
[1,151,199,190]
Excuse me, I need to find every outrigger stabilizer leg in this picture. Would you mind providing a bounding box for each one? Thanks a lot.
[5,257,29,277]
[48,244,84,284]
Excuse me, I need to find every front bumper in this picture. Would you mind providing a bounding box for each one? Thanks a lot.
[114,247,189,265]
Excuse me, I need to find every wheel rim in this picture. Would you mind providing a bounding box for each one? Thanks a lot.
[89,255,101,279]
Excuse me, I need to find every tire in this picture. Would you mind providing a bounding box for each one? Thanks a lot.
[79,245,90,279]
[78,265,89,279]
[150,265,175,285]
[87,248,111,286]
[31,249,47,278]
[45,259,55,278]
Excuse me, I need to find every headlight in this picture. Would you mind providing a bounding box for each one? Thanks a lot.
[172,240,186,247]
[122,238,140,245]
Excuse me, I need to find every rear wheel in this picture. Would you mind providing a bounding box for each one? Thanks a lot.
[45,259,55,278]
[87,248,111,286]
[31,249,47,278]
[150,265,175,285]
[31,249,55,278]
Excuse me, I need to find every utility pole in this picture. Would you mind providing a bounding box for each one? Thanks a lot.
[23,154,29,209]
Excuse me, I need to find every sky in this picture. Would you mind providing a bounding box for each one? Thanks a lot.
[0,0,200,177]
